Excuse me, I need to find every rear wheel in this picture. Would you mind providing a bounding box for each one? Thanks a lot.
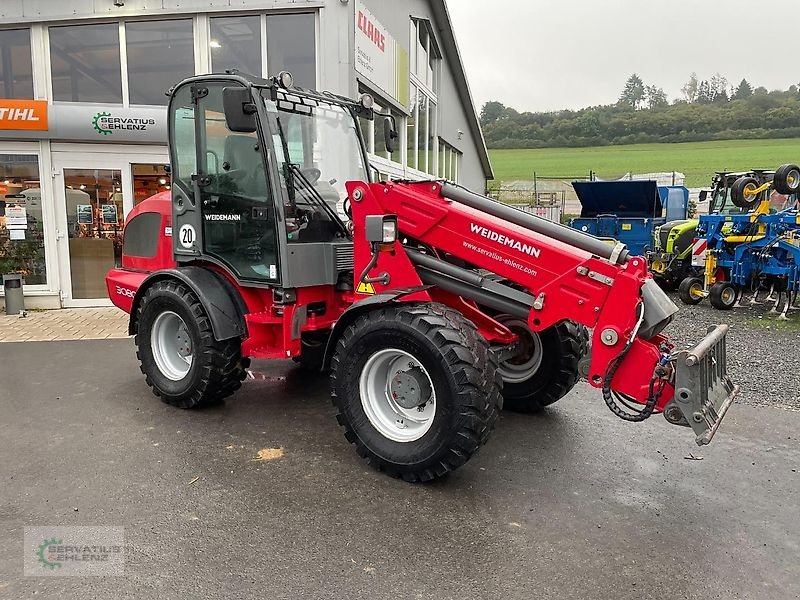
[330,303,501,482]
[731,176,761,210]
[709,281,737,310]
[495,315,585,413]
[136,280,248,408]
[773,164,800,195]
[678,276,704,305]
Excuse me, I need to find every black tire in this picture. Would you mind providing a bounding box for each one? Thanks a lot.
[678,276,704,305]
[135,279,248,408]
[773,164,800,195]
[709,281,737,310]
[731,176,761,210]
[330,303,501,482]
[495,316,585,413]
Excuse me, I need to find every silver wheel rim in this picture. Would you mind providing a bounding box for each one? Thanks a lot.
[496,316,543,384]
[786,169,800,190]
[151,311,193,381]
[359,349,436,443]
[721,287,736,305]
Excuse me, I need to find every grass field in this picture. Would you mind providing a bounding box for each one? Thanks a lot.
[489,138,800,188]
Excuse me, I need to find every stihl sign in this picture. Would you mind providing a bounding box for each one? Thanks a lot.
[357,10,385,52]
[0,100,48,131]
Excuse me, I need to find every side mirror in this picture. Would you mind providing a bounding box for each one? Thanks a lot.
[699,190,708,202]
[223,87,257,133]
[383,117,399,154]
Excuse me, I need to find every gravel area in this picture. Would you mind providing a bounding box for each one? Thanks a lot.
[664,292,800,411]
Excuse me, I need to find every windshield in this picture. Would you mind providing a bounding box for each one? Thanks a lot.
[264,92,367,226]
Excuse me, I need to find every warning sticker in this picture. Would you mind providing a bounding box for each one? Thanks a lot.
[356,282,376,294]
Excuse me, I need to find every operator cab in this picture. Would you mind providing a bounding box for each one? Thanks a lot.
[167,71,392,289]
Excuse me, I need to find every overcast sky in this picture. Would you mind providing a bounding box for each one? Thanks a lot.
[447,0,800,113]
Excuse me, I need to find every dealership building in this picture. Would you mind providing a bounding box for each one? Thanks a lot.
[0,0,491,309]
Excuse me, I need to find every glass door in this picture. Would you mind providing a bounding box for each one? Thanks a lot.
[61,167,124,303]
[53,151,169,306]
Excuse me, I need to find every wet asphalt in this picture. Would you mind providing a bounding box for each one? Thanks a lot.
[0,339,798,600]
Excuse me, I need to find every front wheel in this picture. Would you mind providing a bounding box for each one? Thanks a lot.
[330,303,501,482]
[495,316,586,413]
[136,279,248,408]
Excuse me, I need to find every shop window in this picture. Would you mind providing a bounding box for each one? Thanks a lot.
[439,139,460,182]
[132,163,170,206]
[266,13,316,88]
[126,19,194,106]
[416,94,429,173]
[0,154,45,285]
[210,15,261,77]
[407,83,438,176]
[64,169,123,299]
[0,29,33,99]
[407,86,418,171]
[411,19,440,94]
[357,85,403,165]
[50,23,123,103]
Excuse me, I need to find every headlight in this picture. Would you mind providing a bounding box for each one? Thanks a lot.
[278,71,294,89]
[359,93,374,110]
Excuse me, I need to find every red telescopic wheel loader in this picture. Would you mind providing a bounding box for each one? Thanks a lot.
[107,72,738,482]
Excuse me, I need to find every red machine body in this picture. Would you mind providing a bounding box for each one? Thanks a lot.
[109,180,675,410]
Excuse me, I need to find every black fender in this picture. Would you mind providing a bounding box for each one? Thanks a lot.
[129,267,248,341]
[322,287,430,370]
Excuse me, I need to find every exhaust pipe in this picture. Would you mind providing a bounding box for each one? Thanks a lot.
[440,183,630,265]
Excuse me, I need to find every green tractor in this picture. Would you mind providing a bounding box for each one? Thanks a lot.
[648,170,773,289]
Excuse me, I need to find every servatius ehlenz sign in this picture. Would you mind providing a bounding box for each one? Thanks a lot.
[0,103,167,144]
[354,0,409,107]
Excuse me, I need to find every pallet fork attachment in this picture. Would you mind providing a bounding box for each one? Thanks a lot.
[665,325,739,445]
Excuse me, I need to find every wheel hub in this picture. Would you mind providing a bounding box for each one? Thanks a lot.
[150,311,194,381]
[359,349,437,443]
[390,366,433,409]
[495,315,543,384]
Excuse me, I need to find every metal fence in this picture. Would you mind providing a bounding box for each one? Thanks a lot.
[491,171,687,220]
[487,188,566,223]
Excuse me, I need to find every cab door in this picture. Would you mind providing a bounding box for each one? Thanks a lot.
[169,81,280,283]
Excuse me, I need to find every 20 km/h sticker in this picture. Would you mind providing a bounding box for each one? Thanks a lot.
[178,224,196,249]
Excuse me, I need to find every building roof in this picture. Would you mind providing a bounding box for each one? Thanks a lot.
[430,0,494,181]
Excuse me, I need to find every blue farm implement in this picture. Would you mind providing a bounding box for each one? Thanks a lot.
[678,164,800,315]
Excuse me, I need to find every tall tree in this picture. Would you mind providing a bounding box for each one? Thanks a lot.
[619,74,646,110]
[480,101,506,126]
[710,73,729,103]
[682,72,699,103]
[645,85,668,108]
[733,78,754,100]
[696,80,712,104]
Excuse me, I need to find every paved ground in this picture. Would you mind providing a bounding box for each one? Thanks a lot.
[0,308,127,342]
[1,339,798,599]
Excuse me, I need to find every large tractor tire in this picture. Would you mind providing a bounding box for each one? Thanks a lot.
[330,303,501,482]
[135,280,248,408]
[678,277,704,305]
[773,164,800,196]
[731,176,762,210]
[709,281,737,310]
[495,315,586,413]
